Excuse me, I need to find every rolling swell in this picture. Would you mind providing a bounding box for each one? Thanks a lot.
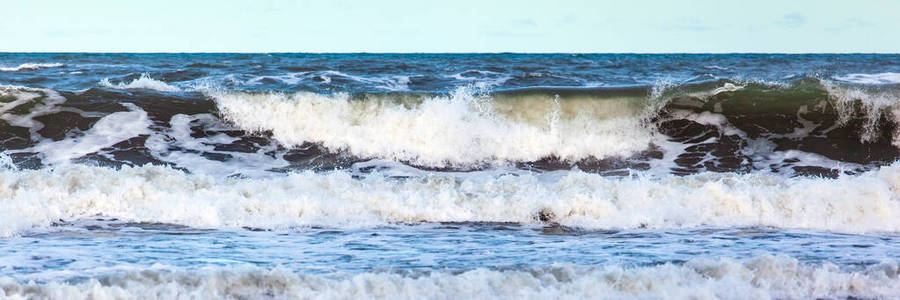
[1,77,900,176]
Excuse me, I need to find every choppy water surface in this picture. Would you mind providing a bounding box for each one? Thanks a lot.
[1,54,900,299]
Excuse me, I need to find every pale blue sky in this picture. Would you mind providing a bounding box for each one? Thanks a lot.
[1,0,897,53]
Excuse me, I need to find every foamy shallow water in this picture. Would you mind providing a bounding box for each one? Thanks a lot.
[2,223,900,299]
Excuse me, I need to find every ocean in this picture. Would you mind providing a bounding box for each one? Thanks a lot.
[0,53,899,299]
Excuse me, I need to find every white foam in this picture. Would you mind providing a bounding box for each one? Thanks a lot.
[0,63,63,72]
[667,110,729,128]
[246,73,307,85]
[0,153,16,171]
[331,71,412,91]
[99,74,181,92]
[1,255,897,299]
[0,86,56,115]
[212,88,655,167]
[446,70,512,88]
[144,113,289,178]
[245,71,411,91]
[676,82,745,101]
[834,72,900,85]
[0,86,70,135]
[28,103,152,165]
[3,160,900,237]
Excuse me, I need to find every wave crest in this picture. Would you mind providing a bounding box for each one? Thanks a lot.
[99,74,181,92]
[0,63,63,72]
[834,72,900,85]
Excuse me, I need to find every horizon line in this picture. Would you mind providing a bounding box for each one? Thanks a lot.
[1,51,899,55]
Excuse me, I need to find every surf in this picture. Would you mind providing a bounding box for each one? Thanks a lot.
[3,160,900,237]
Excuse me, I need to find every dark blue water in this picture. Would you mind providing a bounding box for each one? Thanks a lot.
[2,53,898,93]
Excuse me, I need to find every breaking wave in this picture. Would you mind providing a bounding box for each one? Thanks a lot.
[212,87,654,167]
[211,78,900,172]
[3,161,900,237]
[99,74,181,92]
[3,78,900,176]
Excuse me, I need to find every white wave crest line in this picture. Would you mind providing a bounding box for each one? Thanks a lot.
[244,70,411,91]
[834,72,900,85]
[323,70,412,91]
[446,69,513,88]
[0,63,63,72]
[99,73,181,92]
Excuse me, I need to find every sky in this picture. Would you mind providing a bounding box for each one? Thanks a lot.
[1,0,897,53]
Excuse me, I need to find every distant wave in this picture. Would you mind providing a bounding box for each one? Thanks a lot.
[0,63,63,72]
[2,255,897,299]
[834,72,900,85]
[246,70,412,91]
[447,69,512,88]
[99,74,181,92]
[703,65,729,70]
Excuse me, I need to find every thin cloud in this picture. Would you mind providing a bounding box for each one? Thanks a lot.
[826,17,874,31]
[779,13,806,28]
